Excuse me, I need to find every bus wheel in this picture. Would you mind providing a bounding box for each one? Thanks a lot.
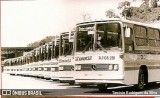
[137,69,146,90]
[80,84,87,88]
[69,81,75,85]
[97,84,107,92]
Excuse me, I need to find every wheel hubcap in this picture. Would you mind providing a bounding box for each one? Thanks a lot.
[139,73,145,88]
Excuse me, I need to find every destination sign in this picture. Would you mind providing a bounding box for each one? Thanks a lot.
[79,27,94,31]
[59,59,71,63]
[75,56,92,61]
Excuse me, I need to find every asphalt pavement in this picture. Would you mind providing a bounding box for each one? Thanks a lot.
[2,73,160,97]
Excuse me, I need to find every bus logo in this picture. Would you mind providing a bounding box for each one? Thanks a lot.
[137,54,147,60]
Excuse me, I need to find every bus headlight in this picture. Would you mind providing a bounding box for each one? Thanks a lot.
[38,68,42,71]
[75,65,81,71]
[108,64,119,71]
[51,68,55,72]
[59,66,64,71]
[108,64,113,70]
[113,64,119,71]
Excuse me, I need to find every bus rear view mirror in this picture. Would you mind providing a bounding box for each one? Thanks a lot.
[88,31,94,35]
[125,28,131,37]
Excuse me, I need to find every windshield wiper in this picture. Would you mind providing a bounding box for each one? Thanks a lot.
[65,46,72,56]
[82,41,91,53]
[96,42,107,53]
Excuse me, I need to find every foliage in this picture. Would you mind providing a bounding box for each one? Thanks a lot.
[27,36,55,48]
[120,0,160,22]
[118,1,131,9]
[82,12,91,21]
[151,0,158,8]
[105,9,119,18]
[105,9,115,18]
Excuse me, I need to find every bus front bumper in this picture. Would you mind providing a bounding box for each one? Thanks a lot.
[44,75,51,80]
[59,77,75,83]
[75,79,124,84]
[51,76,59,81]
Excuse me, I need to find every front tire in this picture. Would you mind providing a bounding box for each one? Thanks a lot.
[97,84,107,92]
[69,81,75,85]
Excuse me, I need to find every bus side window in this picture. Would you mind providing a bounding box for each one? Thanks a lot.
[124,27,133,52]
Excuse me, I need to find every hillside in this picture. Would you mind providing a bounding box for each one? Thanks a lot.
[27,36,55,48]
[127,7,160,23]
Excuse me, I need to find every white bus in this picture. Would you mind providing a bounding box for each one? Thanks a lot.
[29,47,41,77]
[58,31,75,85]
[3,59,10,74]
[50,61,59,81]
[7,58,18,75]
[74,18,160,91]
[50,37,60,81]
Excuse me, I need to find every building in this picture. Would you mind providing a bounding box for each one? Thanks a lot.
[1,47,34,61]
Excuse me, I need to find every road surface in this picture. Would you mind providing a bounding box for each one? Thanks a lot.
[2,73,160,97]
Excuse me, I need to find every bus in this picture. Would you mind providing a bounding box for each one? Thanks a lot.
[40,43,52,79]
[50,36,60,81]
[25,51,35,77]
[3,59,13,75]
[73,18,160,91]
[58,31,75,85]
[21,53,32,77]
[7,58,18,75]
[29,47,41,77]
[36,37,59,80]
[14,57,23,76]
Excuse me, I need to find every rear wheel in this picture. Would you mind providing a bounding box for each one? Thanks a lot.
[136,69,147,90]
[97,84,107,92]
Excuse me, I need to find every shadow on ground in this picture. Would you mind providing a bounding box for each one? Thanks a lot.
[83,82,160,94]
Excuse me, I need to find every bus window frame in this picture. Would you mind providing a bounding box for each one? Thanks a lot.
[133,24,160,52]
[75,21,124,53]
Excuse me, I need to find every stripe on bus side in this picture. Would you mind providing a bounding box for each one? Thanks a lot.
[125,66,160,71]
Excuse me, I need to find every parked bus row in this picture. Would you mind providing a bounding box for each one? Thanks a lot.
[3,18,160,91]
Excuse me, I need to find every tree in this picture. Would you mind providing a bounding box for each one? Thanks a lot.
[105,9,115,18]
[118,1,131,18]
[151,0,158,8]
[27,36,54,47]
[140,0,151,13]
[82,12,91,21]
[27,41,39,47]
[143,0,149,5]
[118,1,131,10]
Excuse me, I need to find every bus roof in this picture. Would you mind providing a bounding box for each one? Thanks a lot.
[77,18,160,30]
[77,18,121,25]
[122,19,160,30]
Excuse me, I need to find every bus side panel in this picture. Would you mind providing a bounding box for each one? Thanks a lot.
[148,69,160,82]
[134,54,160,84]
[148,54,160,82]
[124,53,137,85]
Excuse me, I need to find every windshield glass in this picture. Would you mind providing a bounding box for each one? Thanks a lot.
[77,24,94,52]
[96,23,122,50]
[52,40,59,58]
[60,33,73,56]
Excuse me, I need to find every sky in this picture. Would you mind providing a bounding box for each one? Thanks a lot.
[1,0,142,47]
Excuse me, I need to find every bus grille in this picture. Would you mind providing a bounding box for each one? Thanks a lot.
[80,64,109,71]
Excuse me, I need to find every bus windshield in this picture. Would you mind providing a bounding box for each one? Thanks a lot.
[77,24,94,52]
[96,23,122,51]
[60,33,73,56]
[76,23,122,52]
